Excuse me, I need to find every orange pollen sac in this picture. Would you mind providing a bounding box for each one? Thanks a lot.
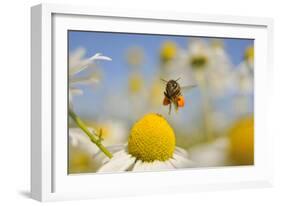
[177,96,185,107]
[163,97,171,105]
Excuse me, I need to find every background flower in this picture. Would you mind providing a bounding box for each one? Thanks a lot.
[68,48,112,107]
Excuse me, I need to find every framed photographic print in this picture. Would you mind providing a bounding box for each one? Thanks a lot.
[31,3,274,201]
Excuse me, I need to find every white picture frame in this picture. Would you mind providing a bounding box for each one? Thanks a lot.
[31,3,274,202]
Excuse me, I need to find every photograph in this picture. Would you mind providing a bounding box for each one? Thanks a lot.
[67,30,254,174]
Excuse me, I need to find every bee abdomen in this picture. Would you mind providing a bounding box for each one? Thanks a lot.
[174,88,181,96]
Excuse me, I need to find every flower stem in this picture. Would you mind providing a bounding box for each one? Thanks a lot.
[69,109,113,158]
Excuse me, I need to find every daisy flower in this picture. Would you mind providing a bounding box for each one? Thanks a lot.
[188,116,254,167]
[69,121,128,172]
[228,116,254,165]
[160,41,177,64]
[187,38,210,71]
[232,46,254,117]
[68,48,112,104]
[96,113,194,172]
[186,38,237,98]
[207,40,237,98]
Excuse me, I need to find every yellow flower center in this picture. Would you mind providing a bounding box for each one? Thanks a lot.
[229,116,254,165]
[190,55,208,69]
[128,113,176,162]
[160,41,177,63]
[129,73,143,94]
[244,46,254,64]
[69,147,93,174]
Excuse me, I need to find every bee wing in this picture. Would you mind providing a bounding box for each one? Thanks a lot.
[181,84,197,91]
[161,78,168,83]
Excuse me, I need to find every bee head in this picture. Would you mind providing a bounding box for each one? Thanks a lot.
[167,80,179,89]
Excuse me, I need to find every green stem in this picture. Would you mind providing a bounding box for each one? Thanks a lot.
[69,109,113,158]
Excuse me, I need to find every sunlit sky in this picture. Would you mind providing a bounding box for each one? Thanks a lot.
[68,31,253,120]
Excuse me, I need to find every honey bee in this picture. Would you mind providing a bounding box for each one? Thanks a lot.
[162,78,196,114]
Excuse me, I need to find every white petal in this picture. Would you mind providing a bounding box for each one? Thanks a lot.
[174,147,189,158]
[69,128,99,154]
[90,53,112,61]
[70,75,99,85]
[69,53,112,75]
[69,64,88,76]
[101,121,128,145]
[164,160,176,169]
[93,144,126,159]
[97,150,136,173]
[92,144,127,166]
[132,160,152,171]
[69,88,83,96]
[89,145,127,170]
[70,134,78,147]
[170,152,195,168]
[132,160,174,172]
[69,48,86,69]
[106,144,127,153]
[131,160,145,171]
[152,160,175,170]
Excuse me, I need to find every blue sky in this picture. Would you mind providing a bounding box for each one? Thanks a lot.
[69,31,253,65]
[68,31,253,119]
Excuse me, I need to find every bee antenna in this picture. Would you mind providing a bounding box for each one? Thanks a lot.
[175,77,181,82]
[161,79,168,83]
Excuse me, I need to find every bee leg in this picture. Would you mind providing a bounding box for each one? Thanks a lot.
[168,103,171,115]
[174,102,178,113]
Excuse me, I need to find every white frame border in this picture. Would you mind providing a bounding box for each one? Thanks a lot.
[31,3,274,201]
